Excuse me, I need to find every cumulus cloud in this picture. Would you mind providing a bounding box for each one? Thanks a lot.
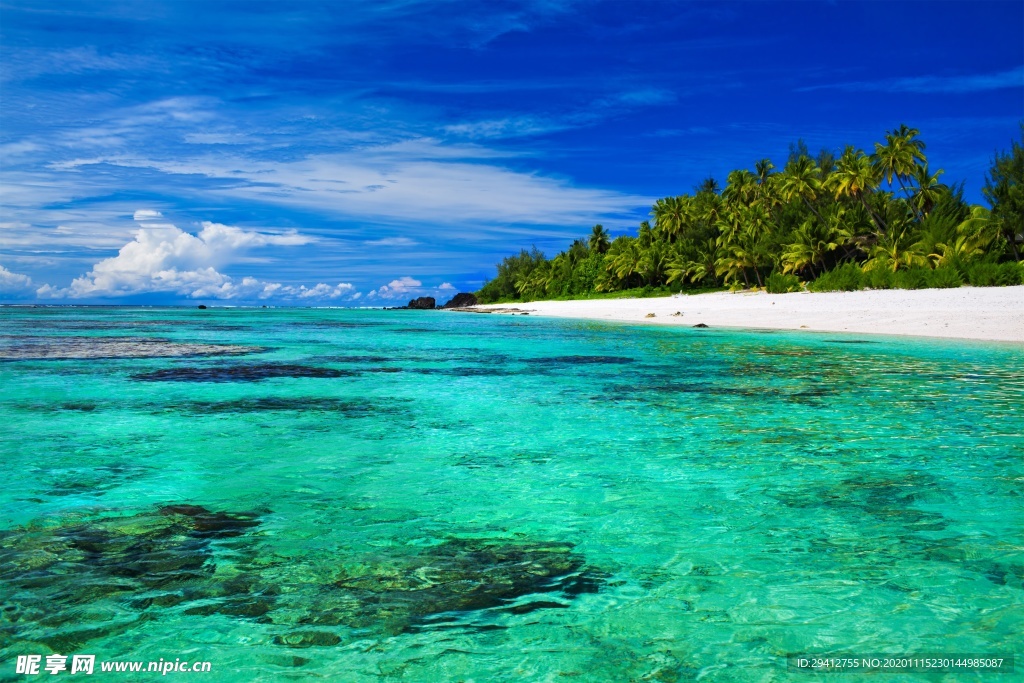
[0,265,34,296]
[295,282,355,299]
[133,209,164,221]
[368,276,422,299]
[38,218,349,301]
[437,282,455,291]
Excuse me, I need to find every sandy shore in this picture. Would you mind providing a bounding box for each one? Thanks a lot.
[467,286,1024,343]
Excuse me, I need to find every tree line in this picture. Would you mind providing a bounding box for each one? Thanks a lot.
[477,125,1023,302]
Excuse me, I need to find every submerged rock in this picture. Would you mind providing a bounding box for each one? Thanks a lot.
[0,336,257,361]
[2,508,602,647]
[309,538,603,633]
[132,363,357,382]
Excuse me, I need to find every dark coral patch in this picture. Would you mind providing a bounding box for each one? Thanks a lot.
[525,355,635,366]
[133,363,357,382]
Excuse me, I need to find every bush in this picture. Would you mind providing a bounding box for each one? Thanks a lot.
[964,261,1023,286]
[863,268,895,289]
[808,263,864,292]
[894,268,930,290]
[926,266,964,289]
[965,262,1000,286]
[765,272,802,293]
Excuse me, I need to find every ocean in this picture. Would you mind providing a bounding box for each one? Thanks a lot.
[2,306,1021,681]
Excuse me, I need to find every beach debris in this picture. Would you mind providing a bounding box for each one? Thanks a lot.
[671,311,682,317]
[645,313,656,318]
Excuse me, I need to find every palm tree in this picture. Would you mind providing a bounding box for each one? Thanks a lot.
[912,165,946,218]
[863,222,927,272]
[755,158,774,184]
[778,156,825,222]
[651,196,688,243]
[782,218,840,278]
[722,169,758,206]
[829,146,886,232]
[588,224,610,254]
[872,124,926,201]
[696,176,720,195]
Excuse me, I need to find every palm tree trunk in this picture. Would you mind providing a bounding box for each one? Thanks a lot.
[802,197,825,223]
[858,193,887,233]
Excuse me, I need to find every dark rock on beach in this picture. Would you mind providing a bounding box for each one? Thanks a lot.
[407,296,436,309]
[693,323,710,328]
[441,292,478,309]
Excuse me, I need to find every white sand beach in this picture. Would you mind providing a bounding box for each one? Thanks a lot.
[470,286,1024,343]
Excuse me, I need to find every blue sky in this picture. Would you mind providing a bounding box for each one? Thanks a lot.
[1,0,1022,304]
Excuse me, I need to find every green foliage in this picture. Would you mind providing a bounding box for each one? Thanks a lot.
[476,126,1020,302]
[894,268,930,290]
[765,272,802,293]
[965,261,1024,287]
[983,126,1024,260]
[808,263,864,292]
[925,266,963,289]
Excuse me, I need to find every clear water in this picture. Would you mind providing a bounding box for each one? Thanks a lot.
[1,306,1022,682]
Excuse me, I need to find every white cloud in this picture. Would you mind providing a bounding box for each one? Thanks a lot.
[50,138,652,228]
[133,209,163,221]
[368,276,422,300]
[0,265,34,296]
[443,116,568,139]
[364,237,418,247]
[437,282,455,290]
[797,65,1024,94]
[54,220,316,299]
[295,282,355,299]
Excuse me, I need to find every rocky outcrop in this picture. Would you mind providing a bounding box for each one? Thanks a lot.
[407,297,435,309]
[441,292,478,309]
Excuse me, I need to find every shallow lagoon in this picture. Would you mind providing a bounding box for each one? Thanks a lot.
[1,306,1022,681]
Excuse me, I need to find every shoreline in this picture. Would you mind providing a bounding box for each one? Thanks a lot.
[463,286,1024,343]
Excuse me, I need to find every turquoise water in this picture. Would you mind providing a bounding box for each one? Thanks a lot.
[1,306,1022,682]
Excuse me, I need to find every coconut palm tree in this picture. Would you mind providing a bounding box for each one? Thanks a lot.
[872,124,926,201]
[588,224,610,254]
[829,146,886,232]
[912,165,946,218]
[651,196,689,243]
[722,169,759,206]
[782,218,841,278]
[778,156,825,222]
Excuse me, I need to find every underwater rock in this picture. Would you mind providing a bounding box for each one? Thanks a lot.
[526,355,635,366]
[133,363,357,382]
[0,505,266,648]
[309,538,603,633]
[273,631,341,648]
[441,293,478,309]
[0,336,257,360]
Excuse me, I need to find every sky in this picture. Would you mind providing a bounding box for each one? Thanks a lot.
[1,0,1022,305]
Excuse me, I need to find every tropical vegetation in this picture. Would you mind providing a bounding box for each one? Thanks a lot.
[476,126,1023,302]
